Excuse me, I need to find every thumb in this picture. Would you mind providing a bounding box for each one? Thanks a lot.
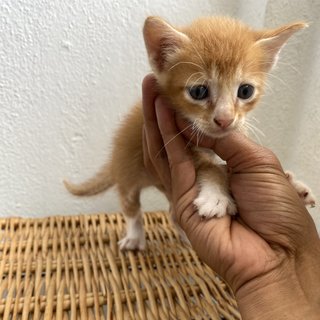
[210,132,283,173]
[175,116,282,173]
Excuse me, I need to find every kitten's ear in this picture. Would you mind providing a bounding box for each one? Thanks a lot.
[255,22,307,71]
[143,16,190,73]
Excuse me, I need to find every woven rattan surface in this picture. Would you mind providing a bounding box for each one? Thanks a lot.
[0,211,240,320]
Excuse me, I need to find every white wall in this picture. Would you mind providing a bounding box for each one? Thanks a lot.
[1,0,319,229]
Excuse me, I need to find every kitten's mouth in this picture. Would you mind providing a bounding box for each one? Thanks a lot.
[206,125,236,138]
[178,116,239,144]
[195,120,238,139]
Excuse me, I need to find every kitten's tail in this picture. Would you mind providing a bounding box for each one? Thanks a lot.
[64,163,114,196]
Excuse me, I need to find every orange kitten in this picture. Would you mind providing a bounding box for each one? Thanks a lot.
[65,16,315,250]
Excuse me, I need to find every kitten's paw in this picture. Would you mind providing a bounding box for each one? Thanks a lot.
[285,171,316,207]
[194,185,237,218]
[118,234,146,251]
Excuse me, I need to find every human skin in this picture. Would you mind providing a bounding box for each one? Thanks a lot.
[142,74,320,319]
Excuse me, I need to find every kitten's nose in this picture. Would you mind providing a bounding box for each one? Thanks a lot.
[214,117,234,129]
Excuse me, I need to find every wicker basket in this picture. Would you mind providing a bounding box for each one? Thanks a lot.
[0,211,240,319]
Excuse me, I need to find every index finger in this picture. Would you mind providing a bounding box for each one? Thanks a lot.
[142,74,167,157]
[142,74,158,127]
[155,97,197,201]
[155,97,192,166]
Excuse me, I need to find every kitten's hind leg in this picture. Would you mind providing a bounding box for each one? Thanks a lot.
[285,171,316,207]
[117,187,146,251]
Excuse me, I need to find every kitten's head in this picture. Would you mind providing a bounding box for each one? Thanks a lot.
[143,16,306,137]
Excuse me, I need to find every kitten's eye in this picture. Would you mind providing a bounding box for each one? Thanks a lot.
[237,84,254,100]
[188,85,209,100]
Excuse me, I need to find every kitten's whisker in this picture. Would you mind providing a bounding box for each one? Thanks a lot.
[190,75,207,87]
[258,70,288,90]
[197,130,205,147]
[243,120,265,145]
[245,56,301,73]
[276,61,301,75]
[185,122,204,149]
[187,76,207,93]
[244,61,261,69]
[248,127,262,145]
[156,123,193,158]
[263,81,275,94]
[169,61,205,71]
[185,72,205,88]
[242,122,262,145]
[185,128,198,149]
[196,127,201,147]
[267,73,295,94]
[250,71,291,93]
[249,116,260,124]
[193,122,205,148]
[245,119,265,136]
[190,43,206,68]
[186,74,206,89]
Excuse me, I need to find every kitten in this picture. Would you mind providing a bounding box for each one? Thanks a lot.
[64,16,315,250]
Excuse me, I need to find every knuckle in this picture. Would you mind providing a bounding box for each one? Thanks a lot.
[248,145,281,168]
[142,73,156,92]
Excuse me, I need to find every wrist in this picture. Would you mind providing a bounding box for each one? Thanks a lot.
[235,261,320,320]
[296,237,320,307]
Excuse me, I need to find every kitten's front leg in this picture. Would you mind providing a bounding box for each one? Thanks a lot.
[285,171,316,207]
[194,165,237,218]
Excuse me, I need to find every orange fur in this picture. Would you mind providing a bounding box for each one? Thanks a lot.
[65,16,307,250]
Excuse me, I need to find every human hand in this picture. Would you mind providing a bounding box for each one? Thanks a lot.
[142,74,320,319]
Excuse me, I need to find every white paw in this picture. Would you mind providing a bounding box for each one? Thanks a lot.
[285,171,316,208]
[118,214,146,251]
[118,235,146,251]
[194,184,237,218]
